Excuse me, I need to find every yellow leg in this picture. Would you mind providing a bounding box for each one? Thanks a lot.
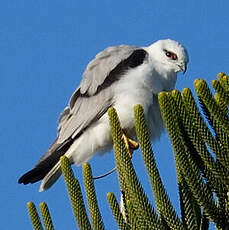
[122,133,139,158]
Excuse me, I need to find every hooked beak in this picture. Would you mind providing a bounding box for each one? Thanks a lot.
[179,63,187,74]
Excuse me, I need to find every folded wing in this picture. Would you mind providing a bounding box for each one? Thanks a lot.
[18,45,148,185]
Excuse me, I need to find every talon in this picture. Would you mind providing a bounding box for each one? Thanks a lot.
[128,138,139,150]
[122,132,139,158]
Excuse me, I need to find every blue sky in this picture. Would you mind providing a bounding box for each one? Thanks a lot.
[1,1,229,229]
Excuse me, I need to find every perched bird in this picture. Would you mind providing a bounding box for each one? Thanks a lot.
[18,39,189,192]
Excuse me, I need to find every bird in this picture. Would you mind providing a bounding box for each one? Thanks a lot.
[18,39,189,192]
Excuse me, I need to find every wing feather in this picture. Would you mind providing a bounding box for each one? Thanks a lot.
[18,45,148,185]
[57,87,113,143]
[57,45,139,143]
[80,45,137,95]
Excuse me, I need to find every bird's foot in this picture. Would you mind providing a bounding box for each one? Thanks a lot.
[122,133,139,158]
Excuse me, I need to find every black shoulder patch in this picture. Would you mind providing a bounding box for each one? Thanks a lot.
[86,49,148,95]
[109,49,147,77]
[125,49,148,68]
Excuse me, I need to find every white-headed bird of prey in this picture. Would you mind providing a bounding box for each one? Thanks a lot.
[18,39,189,191]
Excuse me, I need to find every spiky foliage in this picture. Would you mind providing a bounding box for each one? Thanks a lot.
[39,202,54,230]
[108,107,166,230]
[106,192,130,230]
[27,202,44,230]
[158,73,229,229]
[82,163,105,230]
[60,156,92,229]
[26,73,229,229]
[134,105,184,229]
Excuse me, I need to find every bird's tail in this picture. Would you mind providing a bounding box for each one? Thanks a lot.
[39,161,62,192]
[18,138,75,191]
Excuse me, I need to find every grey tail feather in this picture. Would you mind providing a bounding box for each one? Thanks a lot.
[39,162,62,192]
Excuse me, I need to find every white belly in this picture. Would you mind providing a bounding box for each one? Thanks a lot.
[66,62,173,165]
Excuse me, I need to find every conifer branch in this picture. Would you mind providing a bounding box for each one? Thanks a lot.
[182,88,229,170]
[172,90,229,186]
[25,74,229,230]
[179,174,201,230]
[39,202,54,230]
[134,104,185,230]
[194,79,229,136]
[82,163,105,230]
[60,156,92,230]
[158,92,225,228]
[107,192,130,230]
[27,202,44,230]
[108,107,164,230]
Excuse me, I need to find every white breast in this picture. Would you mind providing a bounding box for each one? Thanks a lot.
[112,58,177,139]
[67,57,177,165]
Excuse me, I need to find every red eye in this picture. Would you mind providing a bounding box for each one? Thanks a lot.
[164,50,178,60]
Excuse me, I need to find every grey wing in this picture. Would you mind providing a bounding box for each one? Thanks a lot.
[56,45,138,143]
[79,45,138,95]
[57,86,113,143]
[18,44,147,185]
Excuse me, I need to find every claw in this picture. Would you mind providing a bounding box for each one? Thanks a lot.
[122,133,139,158]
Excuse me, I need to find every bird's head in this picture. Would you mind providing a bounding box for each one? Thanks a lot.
[147,39,189,74]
